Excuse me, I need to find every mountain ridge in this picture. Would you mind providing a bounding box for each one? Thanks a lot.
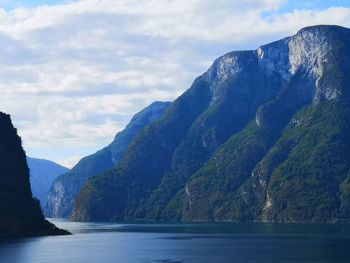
[45,101,171,218]
[71,25,350,223]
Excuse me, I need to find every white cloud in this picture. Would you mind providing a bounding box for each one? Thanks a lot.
[57,155,82,168]
[0,0,349,163]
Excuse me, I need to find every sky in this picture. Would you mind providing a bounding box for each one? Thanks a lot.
[0,0,350,168]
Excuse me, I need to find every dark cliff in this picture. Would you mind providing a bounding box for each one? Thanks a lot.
[0,112,69,237]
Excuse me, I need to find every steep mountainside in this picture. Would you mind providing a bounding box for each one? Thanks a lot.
[0,113,68,237]
[72,25,350,223]
[27,157,68,208]
[45,101,170,217]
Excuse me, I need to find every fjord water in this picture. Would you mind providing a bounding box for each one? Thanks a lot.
[1,219,350,263]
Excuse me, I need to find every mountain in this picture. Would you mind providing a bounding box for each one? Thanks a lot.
[27,157,68,208]
[44,101,171,218]
[71,25,350,223]
[0,112,69,237]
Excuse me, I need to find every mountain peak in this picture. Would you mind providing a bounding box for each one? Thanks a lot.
[296,24,350,35]
[205,25,350,107]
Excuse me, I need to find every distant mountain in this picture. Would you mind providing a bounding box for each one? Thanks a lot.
[0,112,69,237]
[27,157,68,208]
[44,101,171,217]
[72,25,350,223]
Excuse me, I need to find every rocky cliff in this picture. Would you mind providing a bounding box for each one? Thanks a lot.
[27,157,68,208]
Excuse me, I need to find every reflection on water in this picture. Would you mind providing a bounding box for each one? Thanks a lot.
[0,219,349,263]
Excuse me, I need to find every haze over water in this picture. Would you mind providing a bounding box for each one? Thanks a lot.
[0,219,350,263]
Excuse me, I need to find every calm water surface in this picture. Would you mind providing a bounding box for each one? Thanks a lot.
[0,219,350,263]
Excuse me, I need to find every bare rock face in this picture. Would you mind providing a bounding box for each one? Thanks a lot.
[45,181,66,217]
